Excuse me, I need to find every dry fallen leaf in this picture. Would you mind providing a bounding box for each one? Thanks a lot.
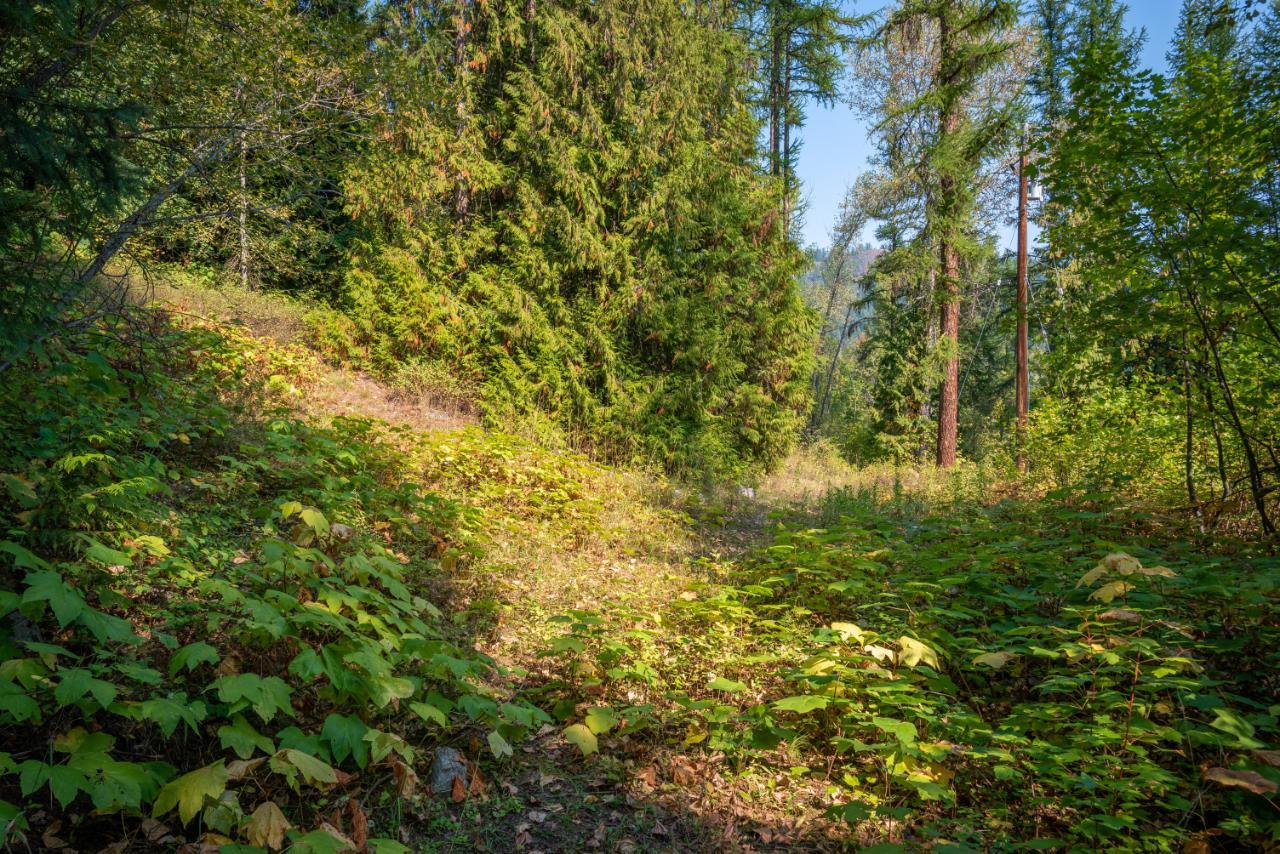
[1252,749,1280,767]
[141,818,170,842]
[1204,767,1278,795]
[468,762,487,797]
[41,821,70,852]
[177,833,235,854]
[347,800,368,850]
[315,822,358,853]
[634,766,657,788]
[527,809,548,823]
[1182,837,1211,854]
[1098,608,1142,623]
[451,775,467,803]
[245,801,291,851]
[391,758,419,800]
[227,757,267,781]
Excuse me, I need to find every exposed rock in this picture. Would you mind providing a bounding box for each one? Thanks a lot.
[430,746,468,795]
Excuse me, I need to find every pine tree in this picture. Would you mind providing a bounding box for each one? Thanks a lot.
[874,0,1021,467]
[747,0,858,233]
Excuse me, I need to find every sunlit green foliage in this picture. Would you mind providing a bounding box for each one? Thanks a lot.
[335,0,815,477]
[545,477,1280,849]
[0,314,545,847]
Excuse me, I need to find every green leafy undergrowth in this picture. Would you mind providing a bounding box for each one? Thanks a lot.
[545,484,1280,850]
[0,317,546,850]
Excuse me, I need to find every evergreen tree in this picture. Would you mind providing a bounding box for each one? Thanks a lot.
[343,0,816,475]
[872,0,1021,467]
[1029,0,1074,125]
[747,0,858,233]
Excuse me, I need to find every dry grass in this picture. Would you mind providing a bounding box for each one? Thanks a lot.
[302,367,474,432]
[756,440,863,507]
[759,440,1018,510]
[125,268,478,434]
[127,269,315,343]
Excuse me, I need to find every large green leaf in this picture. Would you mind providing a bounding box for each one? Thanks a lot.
[152,761,229,824]
[563,724,598,756]
[219,715,276,760]
[212,673,295,723]
[772,695,830,714]
[21,570,84,626]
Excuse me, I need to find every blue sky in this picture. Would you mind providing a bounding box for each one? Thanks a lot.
[794,1,1184,250]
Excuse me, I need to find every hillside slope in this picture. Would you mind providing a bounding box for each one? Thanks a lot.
[1,292,1277,853]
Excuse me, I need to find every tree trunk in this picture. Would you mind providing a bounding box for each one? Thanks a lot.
[1182,337,1203,531]
[1184,283,1274,535]
[769,17,782,178]
[936,241,960,468]
[526,0,536,63]
[453,0,472,220]
[1196,351,1230,499]
[781,34,792,231]
[815,302,855,430]
[1015,137,1029,473]
[238,129,250,290]
[0,134,234,374]
[934,13,961,469]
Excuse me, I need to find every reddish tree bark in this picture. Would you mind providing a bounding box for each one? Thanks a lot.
[936,240,960,468]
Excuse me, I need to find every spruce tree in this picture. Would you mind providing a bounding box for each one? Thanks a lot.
[874,0,1020,467]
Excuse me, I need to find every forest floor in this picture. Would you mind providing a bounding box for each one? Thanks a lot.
[143,277,865,850]
[40,279,1269,853]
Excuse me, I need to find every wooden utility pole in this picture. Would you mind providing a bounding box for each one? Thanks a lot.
[1015,133,1029,474]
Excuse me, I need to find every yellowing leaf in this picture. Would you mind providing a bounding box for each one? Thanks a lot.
[1076,565,1108,588]
[973,652,1014,669]
[245,801,291,850]
[1103,552,1142,575]
[564,724,598,756]
[897,636,939,669]
[1139,565,1177,578]
[152,761,228,824]
[830,621,864,641]
[300,507,330,536]
[584,707,618,735]
[271,748,338,789]
[706,676,747,693]
[487,730,513,759]
[864,643,895,662]
[1089,581,1133,603]
[772,695,830,713]
[1204,767,1277,795]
